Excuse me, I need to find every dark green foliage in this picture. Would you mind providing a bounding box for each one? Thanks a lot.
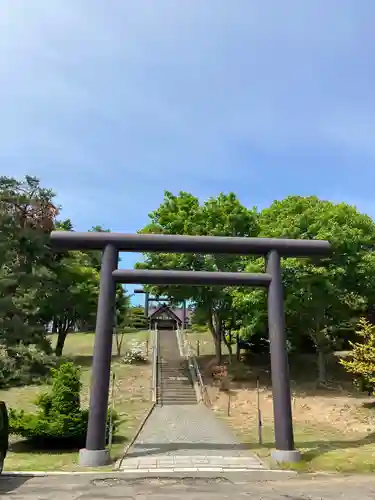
[0,176,59,351]
[0,345,60,388]
[137,190,259,362]
[48,363,81,415]
[9,362,119,446]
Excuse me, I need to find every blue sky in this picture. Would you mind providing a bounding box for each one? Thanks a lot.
[1,1,374,303]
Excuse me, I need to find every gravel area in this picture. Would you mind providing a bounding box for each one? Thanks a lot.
[126,404,260,458]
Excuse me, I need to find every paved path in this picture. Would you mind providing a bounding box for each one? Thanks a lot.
[120,404,264,471]
[3,473,375,499]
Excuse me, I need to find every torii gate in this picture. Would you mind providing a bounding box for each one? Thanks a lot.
[50,231,331,467]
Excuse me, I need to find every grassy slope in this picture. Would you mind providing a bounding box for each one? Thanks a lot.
[187,328,375,473]
[0,330,152,472]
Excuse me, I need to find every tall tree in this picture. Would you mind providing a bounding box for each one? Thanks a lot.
[0,176,59,351]
[40,251,100,356]
[233,196,375,381]
[136,191,259,363]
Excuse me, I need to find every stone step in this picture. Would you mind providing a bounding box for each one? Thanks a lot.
[159,386,194,390]
[158,393,196,396]
[158,392,195,396]
[158,389,196,395]
[159,400,197,405]
[159,376,191,381]
[157,388,195,392]
[159,399,197,403]
[157,390,196,396]
[158,381,194,387]
[159,372,190,375]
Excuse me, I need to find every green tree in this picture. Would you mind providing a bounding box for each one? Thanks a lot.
[44,223,130,356]
[233,196,375,381]
[40,251,100,356]
[0,175,59,351]
[136,191,259,363]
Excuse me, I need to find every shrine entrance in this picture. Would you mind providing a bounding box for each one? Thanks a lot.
[149,304,181,330]
[50,231,331,467]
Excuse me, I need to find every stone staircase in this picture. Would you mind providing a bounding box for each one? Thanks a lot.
[157,329,198,405]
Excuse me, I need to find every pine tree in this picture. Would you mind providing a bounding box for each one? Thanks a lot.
[0,176,58,350]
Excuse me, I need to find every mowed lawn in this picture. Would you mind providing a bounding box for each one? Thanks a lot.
[0,330,152,472]
[186,328,375,473]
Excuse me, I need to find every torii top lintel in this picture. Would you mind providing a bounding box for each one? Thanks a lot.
[49,231,331,257]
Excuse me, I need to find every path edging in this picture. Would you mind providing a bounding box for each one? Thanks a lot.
[1,469,298,481]
[116,402,156,470]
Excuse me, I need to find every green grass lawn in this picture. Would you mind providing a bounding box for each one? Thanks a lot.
[219,409,375,474]
[0,330,152,472]
[186,328,214,356]
[186,328,375,474]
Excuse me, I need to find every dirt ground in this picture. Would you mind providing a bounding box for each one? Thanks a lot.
[211,381,375,437]
[187,328,375,473]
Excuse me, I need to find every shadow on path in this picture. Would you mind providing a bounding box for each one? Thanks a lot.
[0,475,33,495]
[126,441,251,458]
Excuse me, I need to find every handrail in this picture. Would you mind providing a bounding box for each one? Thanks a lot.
[178,327,211,407]
[151,326,158,403]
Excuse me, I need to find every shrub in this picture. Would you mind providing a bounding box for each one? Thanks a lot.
[340,318,375,395]
[9,362,119,447]
[0,344,61,388]
[122,342,147,365]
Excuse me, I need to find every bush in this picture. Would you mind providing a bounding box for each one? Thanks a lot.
[340,318,375,395]
[0,344,61,388]
[122,342,147,365]
[9,362,119,446]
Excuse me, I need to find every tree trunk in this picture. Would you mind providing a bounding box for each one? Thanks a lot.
[214,335,222,365]
[52,319,58,333]
[222,331,233,363]
[208,310,222,364]
[236,334,241,361]
[311,317,329,385]
[55,330,68,356]
[115,328,125,357]
[317,347,327,383]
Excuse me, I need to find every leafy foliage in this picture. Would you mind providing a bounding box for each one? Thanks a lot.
[137,191,259,362]
[233,196,375,379]
[0,345,61,388]
[9,362,118,446]
[0,176,130,362]
[340,318,375,395]
[0,176,59,351]
[40,250,101,355]
[3,173,375,390]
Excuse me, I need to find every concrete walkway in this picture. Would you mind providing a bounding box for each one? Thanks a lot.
[119,404,264,472]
